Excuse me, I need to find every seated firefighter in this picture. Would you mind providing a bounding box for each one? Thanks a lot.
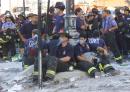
[74,33,119,78]
[33,33,74,81]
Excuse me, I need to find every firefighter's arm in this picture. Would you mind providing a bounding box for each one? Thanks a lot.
[77,55,92,63]
[59,56,71,63]
[109,25,118,32]
[97,47,108,56]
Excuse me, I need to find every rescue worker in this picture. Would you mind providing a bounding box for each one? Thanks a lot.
[101,10,123,64]
[91,8,102,32]
[123,7,130,53]
[88,31,118,75]
[19,14,38,63]
[75,33,118,78]
[0,30,12,60]
[33,33,74,81]
[53,2,65,34]
[17,29,39,69]
[1,16,16,60]
[47,6,55,35]
[115,8,128,58]
[75,7,88,35]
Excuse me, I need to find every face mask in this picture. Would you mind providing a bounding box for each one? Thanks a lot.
[79,39,86,45]
[54,9,60,14]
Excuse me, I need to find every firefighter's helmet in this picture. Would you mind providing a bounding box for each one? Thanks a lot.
[55,2,65,10]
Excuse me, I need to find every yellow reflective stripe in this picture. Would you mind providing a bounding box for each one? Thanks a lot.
[88,67,96,74]
[3,56,8,60]
[99,63,104,71]
[104,64,112,69]
[33,71,38,75]
[0,38,7,43]
[24,65,29,69]
[114,56,122,61]
[46,70,56,76]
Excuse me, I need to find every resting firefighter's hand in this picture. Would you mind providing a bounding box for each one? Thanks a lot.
[97,47,108,56]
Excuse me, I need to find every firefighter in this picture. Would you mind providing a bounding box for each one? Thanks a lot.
[53,2,65,34]
[101,10,123,64]
[115,8,128,58]
[75,7,88,35]
[75,33,119,78]
[88,31,118,75]
[123,7,130,53]
[91,8,102,33]
[18,29,39,69]
[19,14,38,63]
[33,33,74,82]
[0,30,12,60]
[1,16,16,60]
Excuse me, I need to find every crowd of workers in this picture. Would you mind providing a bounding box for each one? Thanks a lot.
[0,2,130,81]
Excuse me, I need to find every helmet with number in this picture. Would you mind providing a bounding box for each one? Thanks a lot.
[55,2,65,10]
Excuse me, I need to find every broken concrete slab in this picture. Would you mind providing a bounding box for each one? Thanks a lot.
[11,65,34,82]
[54,70,87,83]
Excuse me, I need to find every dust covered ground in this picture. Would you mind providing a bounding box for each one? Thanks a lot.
[0,60,130,92]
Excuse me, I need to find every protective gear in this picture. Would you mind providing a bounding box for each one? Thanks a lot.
[55,2,65,10]
[0,31,12,44]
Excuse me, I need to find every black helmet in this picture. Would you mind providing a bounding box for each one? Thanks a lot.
[55,2,65,10]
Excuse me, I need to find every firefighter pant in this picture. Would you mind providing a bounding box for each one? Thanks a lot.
[23,55,36,69]
[102,32,122,61]
[34,55,69,78]
[76,52,115,77]
[116,33,128,56]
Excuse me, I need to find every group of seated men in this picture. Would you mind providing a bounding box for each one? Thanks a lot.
[18,29,119,81]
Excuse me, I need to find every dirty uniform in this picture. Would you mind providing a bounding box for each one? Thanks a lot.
[34,39,74,80]
[74,43,97,77]
[88,37,115,73]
